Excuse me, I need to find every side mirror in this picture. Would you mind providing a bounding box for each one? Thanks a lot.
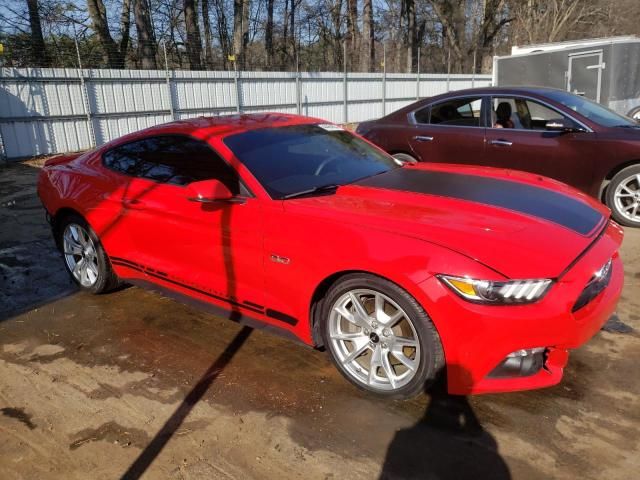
[186,179,245,204]
[545,119,586,133]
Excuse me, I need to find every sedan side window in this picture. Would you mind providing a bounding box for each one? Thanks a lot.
[491,97,578,131]
[426,97,483,127]
[103,136,241,193]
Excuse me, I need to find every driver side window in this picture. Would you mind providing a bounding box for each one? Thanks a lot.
[103,135,242,194]
[491,97,578,131]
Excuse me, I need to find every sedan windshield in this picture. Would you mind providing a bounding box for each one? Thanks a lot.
[544,90,637,128]
[223,124,399,199]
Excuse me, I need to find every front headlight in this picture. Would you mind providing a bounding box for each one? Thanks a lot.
[437,275,553,304]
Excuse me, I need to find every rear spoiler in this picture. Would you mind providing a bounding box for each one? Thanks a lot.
[44,152,85,167]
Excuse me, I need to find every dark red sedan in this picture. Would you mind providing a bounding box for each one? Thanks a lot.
[38,114,623,398]
[356,87,640,227]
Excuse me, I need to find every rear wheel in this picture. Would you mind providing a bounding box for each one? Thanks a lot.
[320,274,444,399]
[391,153,418,164]
[627,106,640,122]
[56,213,120,293]
[606,164,640,227]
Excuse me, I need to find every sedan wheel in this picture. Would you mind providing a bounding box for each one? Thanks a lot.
[63,224,100,287]
[321,274,444,399]
[627,106,640,122]
[607,165,640,227]
[391,153,418,164]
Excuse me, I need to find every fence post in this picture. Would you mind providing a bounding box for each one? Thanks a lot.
[296,53,302,115]
[446,47,451,92]
[472,50,477,88]
[382,44,386,116]
[234,60,241,113]
[75,37,96,148]
[416,47,420,100]
[0,67,6,162]
[343,42,348,124]
[163,43,176,120]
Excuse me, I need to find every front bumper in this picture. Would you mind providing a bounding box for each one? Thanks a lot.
[420,221,624,395]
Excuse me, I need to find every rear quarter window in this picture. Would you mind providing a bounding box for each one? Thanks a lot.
[102,135,241,193]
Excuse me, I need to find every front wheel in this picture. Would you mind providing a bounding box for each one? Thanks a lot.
[320,274,444,399]
[606,164,640,227]
[627,106,640,122]
[391,153,418,164]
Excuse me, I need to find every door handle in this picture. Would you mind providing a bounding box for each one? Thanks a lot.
[413,135,434,142]
[488,139,513,147]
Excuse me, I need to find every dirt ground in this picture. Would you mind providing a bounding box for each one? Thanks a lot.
[1,162,639,480]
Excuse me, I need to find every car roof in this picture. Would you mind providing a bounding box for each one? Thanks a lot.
[442,85,569,96]
[382,86,573,120]
[117,113,326,143]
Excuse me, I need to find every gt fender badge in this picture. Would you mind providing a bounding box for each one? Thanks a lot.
[270,254,290,265]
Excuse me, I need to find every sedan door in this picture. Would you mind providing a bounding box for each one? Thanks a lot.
[408,96,487,165]
[102,135,266,313]
[484,96,597,192]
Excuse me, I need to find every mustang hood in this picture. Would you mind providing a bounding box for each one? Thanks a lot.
[289,164,609,279]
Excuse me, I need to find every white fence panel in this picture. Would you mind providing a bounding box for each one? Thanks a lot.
[0,67,491,160]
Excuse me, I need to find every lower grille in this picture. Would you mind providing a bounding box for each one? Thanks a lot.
[572,258,613,312]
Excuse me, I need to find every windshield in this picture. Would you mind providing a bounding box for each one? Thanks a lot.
[223,124,399,199]
[544,90,636,128]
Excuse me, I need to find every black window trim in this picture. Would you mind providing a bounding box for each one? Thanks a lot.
[101,133,254,197]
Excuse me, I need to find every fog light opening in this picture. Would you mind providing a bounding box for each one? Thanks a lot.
[489,347,548,378]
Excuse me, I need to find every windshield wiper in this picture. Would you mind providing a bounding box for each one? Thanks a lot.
[614,124,640,128]
[282,183,340,200]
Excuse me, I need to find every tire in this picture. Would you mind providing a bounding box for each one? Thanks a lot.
[627,106,640,122]
[391,153,418,164]
[320,273,444,399]
[55,213,121,293]
[606,164,640,227]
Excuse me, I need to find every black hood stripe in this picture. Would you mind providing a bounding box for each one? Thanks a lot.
[356,168,603,235]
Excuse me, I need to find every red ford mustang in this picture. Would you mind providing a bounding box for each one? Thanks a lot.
[37,113,624,399]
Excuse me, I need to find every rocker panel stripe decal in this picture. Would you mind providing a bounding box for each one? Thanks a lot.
[357,168,604,235]
[111,257,299,326]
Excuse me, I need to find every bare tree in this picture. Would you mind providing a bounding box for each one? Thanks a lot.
[403,0,417,72]
[510,0,603,45]
[202,0,215,67]
[361,0,374,71]
[25,0,50,66]
[346,0,358,69]
[428,0,512,73]
[213,0,231,67]
[86,0,132,68]
[184,0,202,69]
[233,0,250,68]
[266,0,275,67]
[134,0,157,68]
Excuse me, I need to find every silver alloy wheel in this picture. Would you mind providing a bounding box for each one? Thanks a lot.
[328,288,421,391]
[63,223,100,287]
[613,173,640,223]
[392,153,418,164]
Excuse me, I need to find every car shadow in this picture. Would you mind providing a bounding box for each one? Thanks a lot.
[379,375,511,480]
